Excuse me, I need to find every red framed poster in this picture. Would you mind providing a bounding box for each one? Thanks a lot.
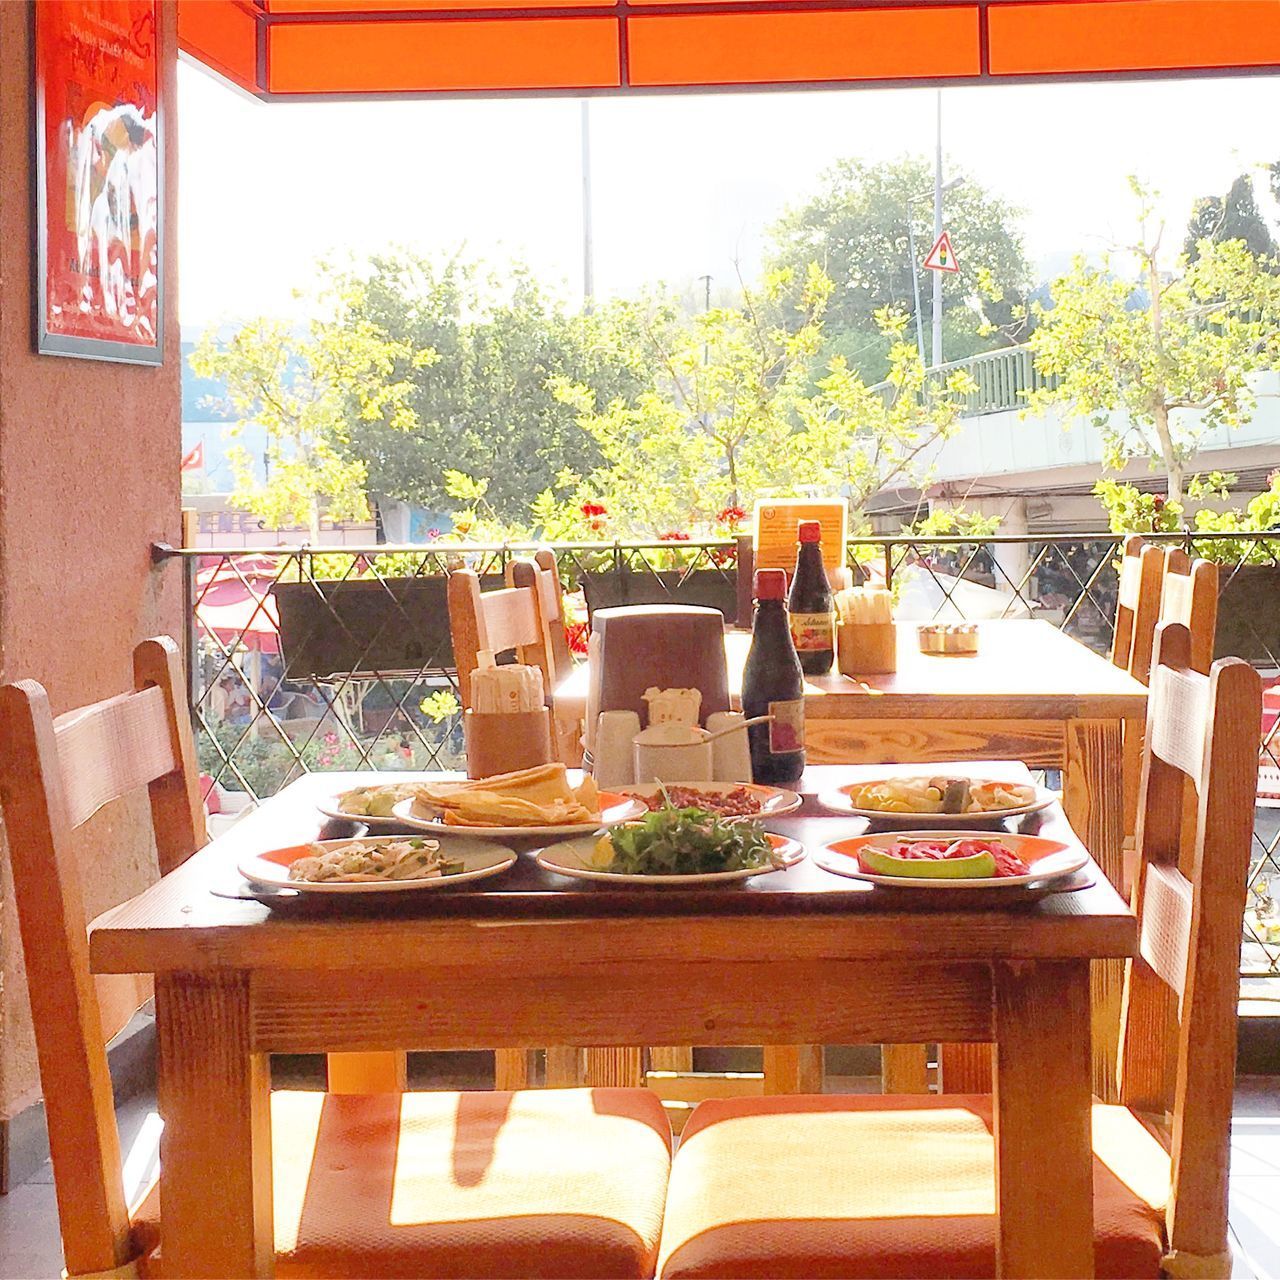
[34,0,163,364]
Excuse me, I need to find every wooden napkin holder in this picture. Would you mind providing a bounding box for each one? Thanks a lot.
[837,621,897,676]
[463,707,553,779]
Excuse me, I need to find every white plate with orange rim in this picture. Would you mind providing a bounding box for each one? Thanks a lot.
[238,835,517,895]
[535,830,805,886]
[814,830,1087,890]
[316,783,423,828]
[818,777,1058,826]
[615,781,803,821]
[390,791,647,840]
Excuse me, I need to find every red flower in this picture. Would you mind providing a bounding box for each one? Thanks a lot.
[580,502,607,519]
[587,517,607,535]
[1152,495,1166,511]
[716,505,747,527]
[710,546,738,567]
[564,621,589,656]
[659,530,691,541]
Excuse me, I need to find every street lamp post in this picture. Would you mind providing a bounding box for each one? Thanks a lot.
[931,90,944,369]
[907,171,963,370]
[581,100,594,310]
[905,208,926,367]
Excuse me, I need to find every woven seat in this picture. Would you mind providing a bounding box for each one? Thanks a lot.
[658,1094,1167,1279]
[132,1088,672,1279]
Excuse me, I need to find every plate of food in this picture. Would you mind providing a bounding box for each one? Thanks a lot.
[239,835,516,894]
[814,831,1086,889]
[392,763,646,838]
[616,781,803,821]
[820,775,1056,825]
[318,782,423,826]
[536,804,804,885]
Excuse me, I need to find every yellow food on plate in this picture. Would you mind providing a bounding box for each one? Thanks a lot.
[411,763,602,828]
[845,776,1036,815]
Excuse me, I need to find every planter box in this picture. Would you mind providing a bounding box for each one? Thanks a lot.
[274,574,503,680]
[1215,563,1280,667]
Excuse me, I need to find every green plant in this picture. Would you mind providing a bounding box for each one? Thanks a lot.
[191,279,434,539]
[1022,180,1280,503]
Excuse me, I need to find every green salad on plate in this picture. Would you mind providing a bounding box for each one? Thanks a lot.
[593,804,777,876]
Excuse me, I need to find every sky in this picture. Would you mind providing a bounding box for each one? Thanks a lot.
[178,60,1280,330]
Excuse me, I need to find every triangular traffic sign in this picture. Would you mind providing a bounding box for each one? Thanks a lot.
[923,230,960,274]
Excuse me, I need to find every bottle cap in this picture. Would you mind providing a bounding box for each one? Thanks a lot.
[754,569,788,601]
[798,520,822,544]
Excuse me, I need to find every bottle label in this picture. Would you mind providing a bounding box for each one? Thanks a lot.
[768,699,805,753]
[790,611,835,652]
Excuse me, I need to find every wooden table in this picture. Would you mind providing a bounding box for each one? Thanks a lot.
[90,768,1135,1279]
[554,619,1149,1096]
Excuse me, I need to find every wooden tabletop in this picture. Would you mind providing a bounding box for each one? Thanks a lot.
[553,619,1149,721]
[89,765,1136,977]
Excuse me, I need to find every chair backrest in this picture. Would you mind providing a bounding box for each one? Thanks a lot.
[1158,549,1219,674]
[447,566,557,710]
[0,638,205,1276]
[1113,534,1166,686]
[1118,623,1261,1265]
[509,548,571,676]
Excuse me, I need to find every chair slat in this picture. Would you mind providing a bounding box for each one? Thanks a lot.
[55,686,176,830]
[478,586,541,655]
[1138,863,1194,1001]
[1159,556,1219,676]
[1117,551,1146,610]
[1148,665,1209,784]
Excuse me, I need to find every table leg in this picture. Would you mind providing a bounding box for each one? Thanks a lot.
[327,1051,406,1093]
[1064,717,1125,1102]
[494,1049,531,1090]
[880,1044,930,1094]
[545,1046,585,1086]
[994,961,1094,1279]
[584,1046,644,1087]
[938,1043,992,1094]
[763,1045,823,1094]
[156,973,273,1278]
[650,1047,695,1072]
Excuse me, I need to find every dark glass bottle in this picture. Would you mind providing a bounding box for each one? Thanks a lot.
[788,519,835,675]
[742,568,805,785]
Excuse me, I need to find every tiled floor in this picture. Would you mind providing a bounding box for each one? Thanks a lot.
[3,1077,1278,1279]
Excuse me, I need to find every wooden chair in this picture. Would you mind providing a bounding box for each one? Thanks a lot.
[0,637,673,1278]
[507,548,584,764]
[656,624,1261,1279]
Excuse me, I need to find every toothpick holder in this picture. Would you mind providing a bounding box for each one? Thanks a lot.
[837,621,897,676]
[463,708,553,779]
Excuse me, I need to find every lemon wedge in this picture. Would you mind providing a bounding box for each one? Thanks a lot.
[589,834,616,870]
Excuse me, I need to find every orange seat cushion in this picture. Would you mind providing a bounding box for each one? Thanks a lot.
[132,1088,672,1278]
[659,1094,1169,1279]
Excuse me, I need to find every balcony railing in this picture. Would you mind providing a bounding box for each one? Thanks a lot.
[868,343,1058,416]
[157,531,1280,988]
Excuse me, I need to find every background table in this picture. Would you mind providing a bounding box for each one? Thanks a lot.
[554,619,1149,1096]
[90,768,1135,1278]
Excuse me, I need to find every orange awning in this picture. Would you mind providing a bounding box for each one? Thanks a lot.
[179,0,1280,97]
